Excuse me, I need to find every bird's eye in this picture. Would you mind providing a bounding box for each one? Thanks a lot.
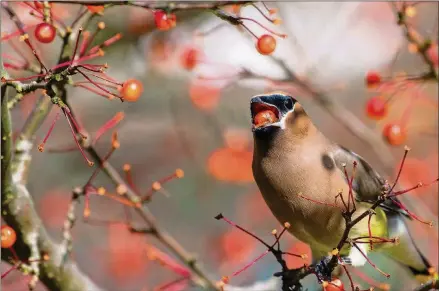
[284,99,293,110]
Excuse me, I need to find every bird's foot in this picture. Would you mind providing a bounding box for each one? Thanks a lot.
[313,256,333,282]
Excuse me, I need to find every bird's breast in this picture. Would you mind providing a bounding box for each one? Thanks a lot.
[252,143,345,249]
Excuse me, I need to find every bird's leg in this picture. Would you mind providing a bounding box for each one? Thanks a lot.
[313,255,333,282]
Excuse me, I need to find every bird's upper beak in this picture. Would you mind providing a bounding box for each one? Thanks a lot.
[250,93,296,132]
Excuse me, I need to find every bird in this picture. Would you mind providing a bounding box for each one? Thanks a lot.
[250,92,434,280]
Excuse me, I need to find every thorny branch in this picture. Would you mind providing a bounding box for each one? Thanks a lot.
[1,1,261,290]
[2,1,437,291]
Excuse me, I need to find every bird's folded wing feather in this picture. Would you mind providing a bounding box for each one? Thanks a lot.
[331,145,410,218]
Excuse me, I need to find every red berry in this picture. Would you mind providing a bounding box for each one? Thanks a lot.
[1,225,17,248]
[34,1,44,9]
[366,96,388,120]
[254,110,279,128]
[35,23,56,43]
[34,1,51,9]
[323,279,345,291]
[383,123,407,146]
[120,79,143,102]
[154,10,177,31]
[256,34,276,55]
[365,71,381,88]
[180,47,200,71]
[427,43,438,67]
[86,5,105,14]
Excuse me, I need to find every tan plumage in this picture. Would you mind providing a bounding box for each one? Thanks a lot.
[250,93,431,275]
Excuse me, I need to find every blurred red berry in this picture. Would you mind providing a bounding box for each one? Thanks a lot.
[365,96,388,120]
[35,23,56,43]
[323,279,345,291]
[120,79,143,102]
[180,47,201,71]
[383,123,407,146]
[207,146,253,183]
[427,43,438,67]
[365,71,381,88]
[189,80,221,111]
[86,5,105,14]
[1,225,17,248]
[34,1,44,9]
[154,10,176,31]
[256,34,276,55]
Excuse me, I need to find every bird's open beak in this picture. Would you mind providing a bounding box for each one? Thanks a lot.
[250,99,284,131]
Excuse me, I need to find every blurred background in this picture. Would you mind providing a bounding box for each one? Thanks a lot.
[1,1,438,291]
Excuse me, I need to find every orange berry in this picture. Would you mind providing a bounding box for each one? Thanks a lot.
[87,5,105,14]
[180,47,200,71]
[427,43,438,67]
[383,123,407,146]
[154,10,176,31]
[256,34,276,55]
[120,79,143,102]
[34,1,44,9]
[35,23,56,43]
[365,71,381,88]
[253,110,278,127]
[189,81,221,111]
[323,278,345,291]
[365,96,388,120]
[1,225,17,248]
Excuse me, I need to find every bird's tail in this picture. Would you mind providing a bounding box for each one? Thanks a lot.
[385,214,437,282]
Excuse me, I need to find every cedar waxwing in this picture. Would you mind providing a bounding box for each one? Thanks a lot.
[250,92,434,280]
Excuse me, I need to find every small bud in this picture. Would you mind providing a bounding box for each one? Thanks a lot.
[379,283,390,291]
[408,43,418,53]
[268,8,277,15]
[405,6,416,18]
[271,229,278,235]
[43,254,50,261]
[98,22,105,30]
[38,144,44,152]
[116,184,127,195]
[297,192,303,197]
[83,208,90,217]
[98,49,105,56]
[404,145,411,151]
[175,168,184,178]
[98,187,106,195]
[123,164,131,171]
[221,276,230,284]
[300,254,308,260]
[152,182,161,191]
[19,34,29,41]
[283,222,291,228]
[273,18,282,26]
[88,161,94,167]
[331,248,339,256]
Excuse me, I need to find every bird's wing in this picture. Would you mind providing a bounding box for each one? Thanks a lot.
[331,145,410,218]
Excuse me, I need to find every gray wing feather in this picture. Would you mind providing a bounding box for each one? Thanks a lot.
[331,145,410,218]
